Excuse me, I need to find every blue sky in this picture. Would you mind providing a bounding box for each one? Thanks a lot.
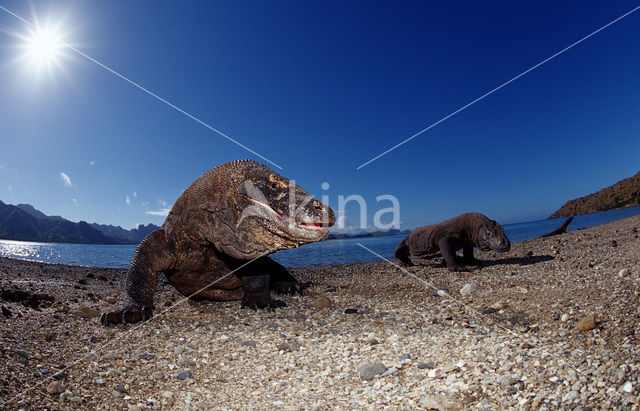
[0,0,639,231]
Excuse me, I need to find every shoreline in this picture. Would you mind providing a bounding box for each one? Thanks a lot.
[1,215,639,408]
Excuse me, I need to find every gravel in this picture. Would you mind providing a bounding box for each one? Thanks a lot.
[1,215,640,408]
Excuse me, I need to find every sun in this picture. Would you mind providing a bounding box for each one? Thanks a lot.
[24,26,64,69]
[26,27,63,63]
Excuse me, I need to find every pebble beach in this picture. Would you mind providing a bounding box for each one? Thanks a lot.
[1,215,640,410]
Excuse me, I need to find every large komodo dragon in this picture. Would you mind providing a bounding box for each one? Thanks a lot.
[102,160,335,325]
[394,212,510,271]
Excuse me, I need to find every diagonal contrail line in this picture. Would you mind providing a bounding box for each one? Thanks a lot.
[0,4,283,170]
[356,4,640,170]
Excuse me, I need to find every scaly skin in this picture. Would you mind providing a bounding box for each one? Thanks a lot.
[394,212,510,271]
[102,160,334,325]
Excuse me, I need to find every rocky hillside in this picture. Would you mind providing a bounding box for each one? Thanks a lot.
[0,201,117,244]
[0,201,160,244]
[550,171,640,218]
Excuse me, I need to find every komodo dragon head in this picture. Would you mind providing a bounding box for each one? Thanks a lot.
[476,219,511,252]
[179,160,335,260]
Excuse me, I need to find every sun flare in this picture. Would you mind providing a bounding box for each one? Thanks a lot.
[25,26,63,67]
[27,28,62,61]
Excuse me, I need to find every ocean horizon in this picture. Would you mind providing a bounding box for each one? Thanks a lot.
[1,206,640,269]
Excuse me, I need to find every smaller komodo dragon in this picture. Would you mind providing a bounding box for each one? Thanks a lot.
[394,212,510,271]
[102,160,335,325]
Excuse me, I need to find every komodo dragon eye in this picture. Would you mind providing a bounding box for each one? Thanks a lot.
[271,182,278,189]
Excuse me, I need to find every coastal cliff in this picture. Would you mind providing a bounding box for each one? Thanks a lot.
[550,171,640,218]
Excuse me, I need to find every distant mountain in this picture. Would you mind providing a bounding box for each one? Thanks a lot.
[0,201,160,244]
[328,228,410,239]
[550,171,640,218]
[0,201,117,244]
[16,204,67,222]
[89,222,159,244]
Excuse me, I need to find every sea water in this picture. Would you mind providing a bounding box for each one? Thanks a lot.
[1,206,639,269]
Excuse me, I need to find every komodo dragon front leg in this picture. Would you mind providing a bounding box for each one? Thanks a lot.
[101,230,175,325]
[438,236,470,272]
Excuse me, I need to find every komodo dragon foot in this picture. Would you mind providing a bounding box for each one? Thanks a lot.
[272,281,312,296]
[101,305,153,325]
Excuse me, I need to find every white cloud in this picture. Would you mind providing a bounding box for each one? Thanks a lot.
[72,198,79,206]
[133,192,138,198]
[125,195,131,205]
[89,160,95,166]
[141,201,149,207]
[60,172,73,187]
[7,185,12,191]
[146,208,170,217]
[158,199,168,207]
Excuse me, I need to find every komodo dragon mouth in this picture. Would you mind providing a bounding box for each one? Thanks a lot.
[242,196,330,232]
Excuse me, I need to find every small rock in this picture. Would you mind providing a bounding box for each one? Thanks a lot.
[276,342,290,352]
[481,307,498,315]
[106,296,117,304]
[15,349,31,359]
[344,308,358,314]
[521,342,534,349]
[421,395,462,411]
[399,353,412,361]
[417,362,435,369]
[368,338,380,345]
[53,371,67,380]
[73,305,100,318]
[240,340,256,347]
[1,305,11,317]
[499,375,515,386]
[42,331,55,341]
[561,313,570,322]
[101,352,119,361]
[46,381,64,395]
[611,240,618,247]
[312,296,333,310]
[563,390,579,402]
[428,368,445,379]
[618,268,631,278]
[139,354,154,360]
[459,284,477,296]
[173,346,184,355]
[60,390,72,401]
[129,405,142,411]
[576,314,596,332]
[176,370,193,380]
[622,381,633,393]
[359,362,386,380]
[288,342,301,351]
[95,379,106,385]
[116,385,127,393]
[179,357,196,367]
[381,367,398,376]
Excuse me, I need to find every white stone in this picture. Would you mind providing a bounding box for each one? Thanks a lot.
[561,314,570,322]
[618,268,631,278]
[460,284,477,296]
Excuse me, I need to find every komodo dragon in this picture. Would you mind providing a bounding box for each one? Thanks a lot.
[102,160,335,325]
[394,212,510,271]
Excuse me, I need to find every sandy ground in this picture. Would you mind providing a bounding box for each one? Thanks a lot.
[1,216,639,410]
